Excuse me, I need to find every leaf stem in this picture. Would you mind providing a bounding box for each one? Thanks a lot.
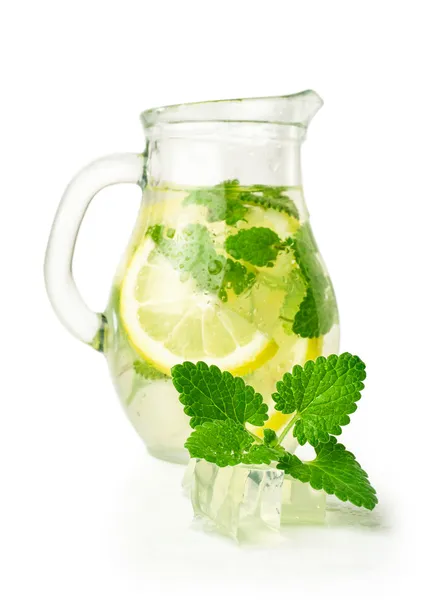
[276,413,300,446]
[248,430,264,444]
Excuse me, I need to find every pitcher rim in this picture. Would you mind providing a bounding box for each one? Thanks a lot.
[140,89,323,130]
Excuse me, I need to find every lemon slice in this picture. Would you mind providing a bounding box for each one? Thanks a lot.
[120,238,278,376]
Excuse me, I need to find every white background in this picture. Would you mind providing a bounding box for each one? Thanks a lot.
[1,1,444,598]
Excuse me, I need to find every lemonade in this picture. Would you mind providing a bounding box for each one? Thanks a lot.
[104,181,339,463]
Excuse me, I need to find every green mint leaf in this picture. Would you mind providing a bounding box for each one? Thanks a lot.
[249,185,288,197]
[146,224,165,243]
[185,420,254,467]
[185,420,283,467]
[263,428,278,447]
[183,180,249,226]
[148,223,225,294]
[225,227,283,267]
[148,223,255,302]
[280,270,307,333]
[272,353,366,445]
[133,360,168,380]
[171,361,269,428]
[277,438,378,510]
[218,258,256,301]
[288,224,321,281]
[224,199,250,226]
[243,444,285,465]
[287,225,338,338]
[246,185,299,219]
[292,286,337,338]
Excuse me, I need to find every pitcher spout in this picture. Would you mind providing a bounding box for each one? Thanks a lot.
[283,89,323,127]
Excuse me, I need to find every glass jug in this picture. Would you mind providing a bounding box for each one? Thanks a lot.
[45,90,339,464]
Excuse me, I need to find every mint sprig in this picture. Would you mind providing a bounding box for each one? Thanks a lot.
[183,179,299,225]
[172,353,377,511]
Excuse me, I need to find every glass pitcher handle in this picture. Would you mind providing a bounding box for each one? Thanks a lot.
[44,153,144,348]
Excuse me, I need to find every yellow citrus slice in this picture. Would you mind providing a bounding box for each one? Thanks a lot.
[120,237,278,376]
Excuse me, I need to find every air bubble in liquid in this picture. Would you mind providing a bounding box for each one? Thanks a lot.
[208,259,223,275]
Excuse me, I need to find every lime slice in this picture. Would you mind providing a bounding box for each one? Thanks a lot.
[120,237,278,375]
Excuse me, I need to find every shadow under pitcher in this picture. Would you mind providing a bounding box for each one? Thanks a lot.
[45,91,340,464]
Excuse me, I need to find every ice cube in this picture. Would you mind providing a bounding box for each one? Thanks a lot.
[186,459,327,539]
[281,476,326,524]
[182,458,197,496]
[190,459,284,541]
